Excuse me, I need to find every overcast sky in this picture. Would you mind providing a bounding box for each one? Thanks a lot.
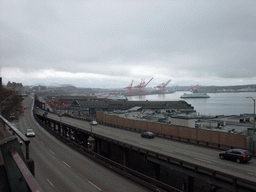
[1,1,256,88]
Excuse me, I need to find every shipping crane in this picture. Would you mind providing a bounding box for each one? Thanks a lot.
[102,93,113,101]
[154,79,171,94]
[134,77,153,95]
[124,80,133,95]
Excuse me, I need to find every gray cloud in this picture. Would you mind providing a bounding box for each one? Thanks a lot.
[1,0,256,88]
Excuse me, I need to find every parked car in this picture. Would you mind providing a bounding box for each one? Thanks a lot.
[141,131,155,138]
[25,129,35,137]
[219,148,252,163]
[90,120,98,125]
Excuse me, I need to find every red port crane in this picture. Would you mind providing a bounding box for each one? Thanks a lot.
[134,77,153,95]
[124,80,133,95]
[154,79,172,94]
[102,93,113,101]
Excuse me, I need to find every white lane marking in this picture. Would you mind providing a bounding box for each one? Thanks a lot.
[50,150,55,155]
[248,172,256,176]
[40,141,45,145]
[47,179,54,187]
[195,158,212,164]
[88,181,102,191]
[63,161,71,168]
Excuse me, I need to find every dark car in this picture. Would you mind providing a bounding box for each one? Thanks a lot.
[25,129,35,137]
[219,148,252,163]
[141,131,155,138]
[43,112,48,117]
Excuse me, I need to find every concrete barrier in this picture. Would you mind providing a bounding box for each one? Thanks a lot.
[97,112,248,150]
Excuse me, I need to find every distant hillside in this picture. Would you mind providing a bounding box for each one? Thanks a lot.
[171,84,256,93]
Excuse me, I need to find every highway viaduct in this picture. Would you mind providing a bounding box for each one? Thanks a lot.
[34,104,256,191]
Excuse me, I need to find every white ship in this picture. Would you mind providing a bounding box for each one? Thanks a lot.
[180,92,210,98]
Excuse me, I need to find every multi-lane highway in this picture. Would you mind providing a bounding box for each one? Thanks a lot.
[35,102,256,184]
[16,96,151,192]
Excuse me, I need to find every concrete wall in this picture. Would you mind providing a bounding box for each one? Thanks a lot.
[97,112,248,150]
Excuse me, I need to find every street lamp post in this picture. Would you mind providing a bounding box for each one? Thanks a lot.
[59,114,62,130]
[246,96,255,132]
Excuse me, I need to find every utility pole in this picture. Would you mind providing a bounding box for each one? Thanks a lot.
[246,97,255,132]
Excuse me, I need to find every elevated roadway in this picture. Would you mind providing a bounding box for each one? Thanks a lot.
[18,96,151,191]
[34,107,256,185]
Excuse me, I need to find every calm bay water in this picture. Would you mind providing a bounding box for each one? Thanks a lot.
[127,91,256,116]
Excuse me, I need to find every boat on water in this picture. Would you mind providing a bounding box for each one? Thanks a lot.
[180,92,210,98]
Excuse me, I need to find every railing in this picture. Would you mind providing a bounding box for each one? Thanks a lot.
[10,149,43,192]
[0,115,43,192]
[0,115,30,159]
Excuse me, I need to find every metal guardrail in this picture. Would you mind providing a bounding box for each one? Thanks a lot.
[0,115,43,191]
[0,115,30,159]
[10,150,43,192]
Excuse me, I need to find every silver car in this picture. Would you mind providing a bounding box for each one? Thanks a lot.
[90,120,98,125]
[25,129,35,137]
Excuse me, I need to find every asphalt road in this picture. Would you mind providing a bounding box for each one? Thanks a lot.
[36,105,256,184]
[16,96,151,192]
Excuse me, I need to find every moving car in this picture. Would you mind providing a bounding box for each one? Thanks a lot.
[219,148,252,163]
[90,120,98,125]
[141,131,155,138]
[43,112,48,117]
[25,129,35,137]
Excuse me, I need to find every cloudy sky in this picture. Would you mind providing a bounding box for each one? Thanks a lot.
[1,1,256,88]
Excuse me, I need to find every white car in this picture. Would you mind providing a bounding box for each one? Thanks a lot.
[25,129,35,137]
[90,120,98,125]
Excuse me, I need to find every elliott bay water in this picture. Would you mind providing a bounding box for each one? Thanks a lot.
[127,91,256,116]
